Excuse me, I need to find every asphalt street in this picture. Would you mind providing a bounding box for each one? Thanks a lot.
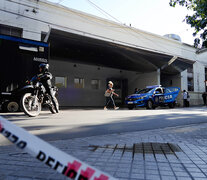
[1,107,207,144]
[1,107,207,180]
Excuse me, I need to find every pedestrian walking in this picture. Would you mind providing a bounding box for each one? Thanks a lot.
[202,92,207,105]
[182,90,188,107]
[104,81,119,110]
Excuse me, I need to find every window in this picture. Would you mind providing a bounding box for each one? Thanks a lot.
[164,88,171,93]
[188,77,194,91]
[91,79,100,89]
[138,88,153,94]
[155,88,163,94]
[74,78,84,88]
[0,24,22,37]
[55,77,67,88]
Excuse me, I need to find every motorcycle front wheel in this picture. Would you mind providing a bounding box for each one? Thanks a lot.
[21,93,41,117]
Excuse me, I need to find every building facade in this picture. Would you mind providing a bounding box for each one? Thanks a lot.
[0,0,207,107]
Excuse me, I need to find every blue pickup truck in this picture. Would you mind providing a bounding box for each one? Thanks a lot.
[125,85,180,109]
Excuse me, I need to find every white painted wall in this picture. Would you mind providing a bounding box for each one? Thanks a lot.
[0,0,198,61]
[197,52,207,66]
[193,62,205,93]
[23,29,41,41]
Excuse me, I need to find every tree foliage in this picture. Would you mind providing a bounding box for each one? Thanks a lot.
[170,0,207,48]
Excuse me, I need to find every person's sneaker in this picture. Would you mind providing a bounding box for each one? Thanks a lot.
[114,107,119,110]
[104,107,108,110]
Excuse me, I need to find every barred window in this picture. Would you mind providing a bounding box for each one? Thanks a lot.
[0,24,22,37]
[74,78,84,88]
[55,77,67,88]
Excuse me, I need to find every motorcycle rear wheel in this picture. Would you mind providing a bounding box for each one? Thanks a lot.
[21,93,41,117]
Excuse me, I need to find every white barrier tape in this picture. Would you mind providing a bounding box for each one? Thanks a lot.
[0,116,117,180]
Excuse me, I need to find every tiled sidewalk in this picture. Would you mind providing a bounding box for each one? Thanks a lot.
[1,123,207,180]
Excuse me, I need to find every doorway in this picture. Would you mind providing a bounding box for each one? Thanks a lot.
[106,78,128,106]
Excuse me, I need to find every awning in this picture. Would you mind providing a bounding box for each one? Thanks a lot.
[48,29,195,74]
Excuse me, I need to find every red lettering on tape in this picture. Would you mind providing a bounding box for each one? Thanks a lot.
[80,167,95,179]
[0,122,3,131]
[65,160,82,177]
[94,174,109,180]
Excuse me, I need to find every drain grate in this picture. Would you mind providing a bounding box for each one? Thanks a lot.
[89,142,182,158]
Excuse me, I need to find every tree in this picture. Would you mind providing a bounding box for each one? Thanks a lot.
[170,0,207,48]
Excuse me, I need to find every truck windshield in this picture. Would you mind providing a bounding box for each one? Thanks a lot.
[137,88,153,94]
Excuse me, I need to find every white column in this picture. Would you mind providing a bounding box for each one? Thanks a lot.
[193,62,205,92]
[181,69,188,91]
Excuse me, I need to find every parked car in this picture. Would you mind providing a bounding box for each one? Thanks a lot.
[125,85,180,110]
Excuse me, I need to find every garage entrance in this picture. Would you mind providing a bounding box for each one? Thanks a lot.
[45,29,194,107]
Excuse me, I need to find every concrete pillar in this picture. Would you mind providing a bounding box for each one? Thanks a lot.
[193,62,205,92]
[157,69,161,85]
[181,69,188,91]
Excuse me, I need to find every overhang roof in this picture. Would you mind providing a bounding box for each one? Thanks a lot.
[48,29,194,74]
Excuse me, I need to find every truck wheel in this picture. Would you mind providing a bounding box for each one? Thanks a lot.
[7,101,19,112]
[146,100,154,109]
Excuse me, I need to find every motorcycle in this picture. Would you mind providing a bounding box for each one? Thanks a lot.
[20,75,59,117]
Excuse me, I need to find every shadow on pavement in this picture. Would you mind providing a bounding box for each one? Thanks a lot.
[1,108,207,142]
[36,111,207,141]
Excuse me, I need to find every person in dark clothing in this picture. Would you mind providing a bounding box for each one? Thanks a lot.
[38,63,59,113]
[134,88,138,94]
[182,90,188,107]
[202,92,207,106]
